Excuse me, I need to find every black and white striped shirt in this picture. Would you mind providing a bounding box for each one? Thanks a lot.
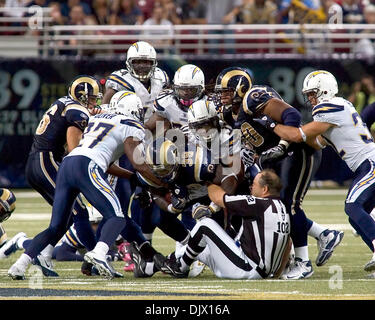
[224,194,290,276]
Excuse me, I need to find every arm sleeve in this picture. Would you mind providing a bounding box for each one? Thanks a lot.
[65,107,90,131]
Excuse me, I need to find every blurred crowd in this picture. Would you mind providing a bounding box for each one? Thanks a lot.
[1,0,375,26]
[2,0,375,56]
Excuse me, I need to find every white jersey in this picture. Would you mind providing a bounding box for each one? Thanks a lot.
[154,89,207,128]
[68,113,145,172]
[313,97,375,171]
[106,68,169,120]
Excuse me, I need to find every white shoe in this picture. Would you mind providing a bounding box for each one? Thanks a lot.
[0,232,26,259]
[188,260,206,278]
[281,258,314,280]
[84,251,116,279]
[316,229,344,266]
[32,254,59,277]
[8,263,26,280]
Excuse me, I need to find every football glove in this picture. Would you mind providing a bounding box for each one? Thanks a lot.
[170,184,188,211]
[134,188,153,209]
[258,140,289,168]
[254,115,277,131]
[240,147,255,168]
[192,203,212,221]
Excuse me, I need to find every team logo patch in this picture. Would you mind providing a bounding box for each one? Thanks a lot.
[245,195,255,205]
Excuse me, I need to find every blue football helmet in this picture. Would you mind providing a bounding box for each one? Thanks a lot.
[0,188,16,222]
[145,138,180,183]
[68,75,103,108]
[214,67,253,110]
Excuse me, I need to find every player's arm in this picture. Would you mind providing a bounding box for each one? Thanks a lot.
[106,163,134,179]
[207,183,226,208]
[66,126,83,153]
[102,88,117,105]
[124,137,168,187]
[144,112,171,132]
[261,98,294,123]
[273,121,333,145]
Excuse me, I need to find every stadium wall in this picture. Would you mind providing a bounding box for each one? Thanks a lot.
[1,57,369,187]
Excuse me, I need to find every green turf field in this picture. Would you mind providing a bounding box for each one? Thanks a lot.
[0,188,374,300]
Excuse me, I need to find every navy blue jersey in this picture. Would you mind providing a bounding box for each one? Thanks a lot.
[30,96,90,162]
[361,102,375,131]
[236,86,282,154]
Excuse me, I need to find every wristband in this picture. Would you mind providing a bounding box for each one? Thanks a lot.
[208,202,221,213]
[298,127,307,142]
[315,137,326,149]
[279,139,290,149]
[167,203,181,214]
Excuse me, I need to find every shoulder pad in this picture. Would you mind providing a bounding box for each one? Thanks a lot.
[154,68,170,86]
[312,102,345,117]
[242,85,282,116]
[106,70,135,92]
[154,89,175,112]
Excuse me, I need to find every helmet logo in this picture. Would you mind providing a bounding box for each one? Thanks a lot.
[192,67,201,79]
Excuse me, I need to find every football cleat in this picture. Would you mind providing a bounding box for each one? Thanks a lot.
[84,251,117,279]
[281,258,313,280]
[8,263,26,280]
[128,242,153,278]
[316,229,344,266]
[364,254,375,272]
[188,260,206,278]
[32,254,59,277]
[153,255,189,278]
[0,232,26,259]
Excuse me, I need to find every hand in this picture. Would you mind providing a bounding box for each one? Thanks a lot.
[253,115,277,131]
[134,188,153,209]
[192,203,212,221]
[258,143,287,168]
[170,184,188,211]
[240,147,255,168]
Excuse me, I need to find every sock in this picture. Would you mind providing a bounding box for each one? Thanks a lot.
[16,253,32,270]
[294,246,309,261]
[17,236,29,249]
[180,256,190,271]
[93,241,109,258]
[308,222,326,239]
[40,244,54,260]
[139,241,157,261]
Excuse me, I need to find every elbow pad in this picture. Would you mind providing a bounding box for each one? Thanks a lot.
[281,107,301,128]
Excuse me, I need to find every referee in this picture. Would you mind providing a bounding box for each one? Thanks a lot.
[156,169,292,279]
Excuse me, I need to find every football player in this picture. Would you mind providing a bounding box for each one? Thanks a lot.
[261,70,375,274]
[8,93,165,280]
[102,41,169,122]
[215,67,344,279]
[20,75,104,277]
[145,64,206,132]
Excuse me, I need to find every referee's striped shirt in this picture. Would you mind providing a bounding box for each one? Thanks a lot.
[224,194,290,277]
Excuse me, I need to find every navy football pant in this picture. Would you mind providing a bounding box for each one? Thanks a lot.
[25,152,96,250]
[280,147,322,248]
[345,159,375,251]
[25,156,126,259]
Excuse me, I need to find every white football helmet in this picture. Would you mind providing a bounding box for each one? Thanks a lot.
[188,99,220,143]
[173,64,205,109]
[108,91,144,122]
[302,70,338,104]
[126,41,157,81]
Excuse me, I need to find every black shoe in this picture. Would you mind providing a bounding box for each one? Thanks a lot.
[153,255,189,278]
[128,242,153,278]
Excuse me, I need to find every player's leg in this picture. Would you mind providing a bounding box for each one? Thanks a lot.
[80,159,126,278]
[8,158,79,279]
[345,159,375,271]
